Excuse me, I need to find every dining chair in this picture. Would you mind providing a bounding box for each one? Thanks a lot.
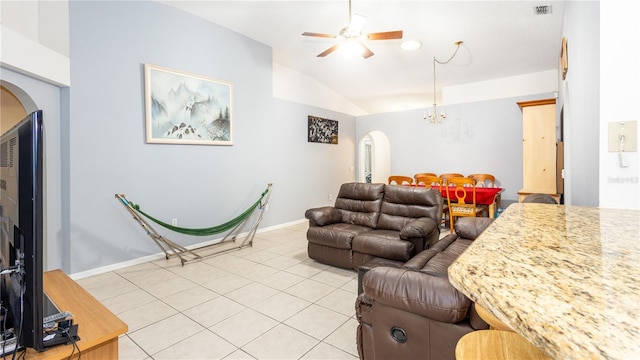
[439,173,465,183]
[415,175,448,228]
[445,177,489,233]
[388,175,413,186]
[414,175,442,188]
[414,173,437,183]
[467,173,496,187]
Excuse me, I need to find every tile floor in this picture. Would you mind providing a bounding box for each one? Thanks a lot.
[76,222,361,359]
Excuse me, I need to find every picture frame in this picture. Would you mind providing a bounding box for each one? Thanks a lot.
[144,64,233,145]
[560,37,568,80]
[308,115,338,144]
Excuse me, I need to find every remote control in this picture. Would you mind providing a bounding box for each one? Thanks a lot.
[43,311,72,329]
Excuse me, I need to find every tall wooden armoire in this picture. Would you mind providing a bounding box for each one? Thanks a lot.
[517,98,561,203]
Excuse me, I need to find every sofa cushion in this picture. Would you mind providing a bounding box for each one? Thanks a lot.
[376,186,442,231]
[419,242,472,277]
[307,223,372,249]
[334,183,385,228]
[352,230,414,261]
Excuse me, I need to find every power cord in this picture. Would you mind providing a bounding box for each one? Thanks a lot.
[60,327,80,360]
[43,326,80,360]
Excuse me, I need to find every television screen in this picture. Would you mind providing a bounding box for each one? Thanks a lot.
[0,110,48,352]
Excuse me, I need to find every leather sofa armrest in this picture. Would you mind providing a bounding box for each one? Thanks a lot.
[402,249,438,271]
[399,217,438,239]
[305,206,342,226]
[362,267,471,323]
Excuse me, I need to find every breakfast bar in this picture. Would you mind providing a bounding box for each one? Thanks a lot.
[448,203,640,359]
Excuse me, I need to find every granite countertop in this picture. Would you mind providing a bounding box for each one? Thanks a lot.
[448,203,640,359]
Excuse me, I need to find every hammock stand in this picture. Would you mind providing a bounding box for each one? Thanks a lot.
[115,183,272,265]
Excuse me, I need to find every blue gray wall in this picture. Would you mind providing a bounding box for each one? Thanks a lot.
[67,1,355,273]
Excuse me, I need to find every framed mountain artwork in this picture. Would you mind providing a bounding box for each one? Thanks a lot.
[144,64,233,145]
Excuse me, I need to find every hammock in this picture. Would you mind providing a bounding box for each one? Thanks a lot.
[128,187,269,236]
[116,183,272,265]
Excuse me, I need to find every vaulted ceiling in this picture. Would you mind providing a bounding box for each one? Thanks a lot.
[158,1,565,115]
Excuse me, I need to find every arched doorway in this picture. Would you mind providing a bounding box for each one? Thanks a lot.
[358,130,391,184]
[1,82,32,131]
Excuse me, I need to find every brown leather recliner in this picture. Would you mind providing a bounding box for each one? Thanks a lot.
[305,182,442,270]
[356,217,494,360]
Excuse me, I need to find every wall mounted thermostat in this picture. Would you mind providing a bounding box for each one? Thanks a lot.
[608,121,637,152]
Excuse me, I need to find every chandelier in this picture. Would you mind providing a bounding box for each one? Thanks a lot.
[425,41,463,124]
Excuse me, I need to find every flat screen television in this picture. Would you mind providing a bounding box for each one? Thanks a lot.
[0,110,51,352]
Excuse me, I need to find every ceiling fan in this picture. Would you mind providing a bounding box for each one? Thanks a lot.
[301,0,403,59]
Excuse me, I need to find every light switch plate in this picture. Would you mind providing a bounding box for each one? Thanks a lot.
[608,121,637,152]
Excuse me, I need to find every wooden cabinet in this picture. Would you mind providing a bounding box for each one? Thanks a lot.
[516,99,559,202]
[26,270,128,359]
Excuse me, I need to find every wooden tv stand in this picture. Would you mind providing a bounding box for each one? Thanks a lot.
[25,269,128,359]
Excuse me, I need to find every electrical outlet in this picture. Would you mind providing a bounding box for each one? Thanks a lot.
[171,218,178,226]
[328,194,333,201]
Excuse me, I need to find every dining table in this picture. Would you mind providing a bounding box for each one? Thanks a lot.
[439,186,503,218]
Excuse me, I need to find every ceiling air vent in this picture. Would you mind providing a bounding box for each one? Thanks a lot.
[534,5,552,15]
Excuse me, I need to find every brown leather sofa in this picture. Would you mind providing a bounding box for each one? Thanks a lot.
[356,217,494,360]
[305,182,442,270]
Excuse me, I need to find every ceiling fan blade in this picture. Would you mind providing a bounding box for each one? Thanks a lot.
[367,30,403,40]
[361,43,374,59]
[302,32,336,38]
[317,44,339,57]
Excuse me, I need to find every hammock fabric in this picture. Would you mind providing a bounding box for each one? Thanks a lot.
[127,187,269,237]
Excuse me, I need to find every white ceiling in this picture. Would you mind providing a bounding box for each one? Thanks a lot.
[158,1,565,114]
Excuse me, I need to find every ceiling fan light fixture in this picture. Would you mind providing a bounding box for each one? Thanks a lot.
[302,0,402,59]
[338,40,367,58]
[401,40,422,51]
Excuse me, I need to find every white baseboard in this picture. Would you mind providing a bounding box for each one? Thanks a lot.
[69,218,307,280]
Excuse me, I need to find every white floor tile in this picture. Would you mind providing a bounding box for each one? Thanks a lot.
[128,313,205,355]
[153,330,237,359]
[161,285,219,311]
[301,342,358,360]
[209,309,279,347]
[284,304,350,340]
[316,289,357,317]
[183,296,247,328]
[118,334,150,360]
[82,223,371,359]
[284,279,337,303]
[225,282,279,307]
[119,300,178,333]
[257,270,306,291]
[323,318,359,357]
[101,288,156,315]
[253,291,311,322]
[242,324,319,359]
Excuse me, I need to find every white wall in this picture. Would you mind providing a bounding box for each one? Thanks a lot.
[558,1,600,207]
[273,63,367,116]
[599,1,640,209]
[0,1,70,86]
[444,70,558,105]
